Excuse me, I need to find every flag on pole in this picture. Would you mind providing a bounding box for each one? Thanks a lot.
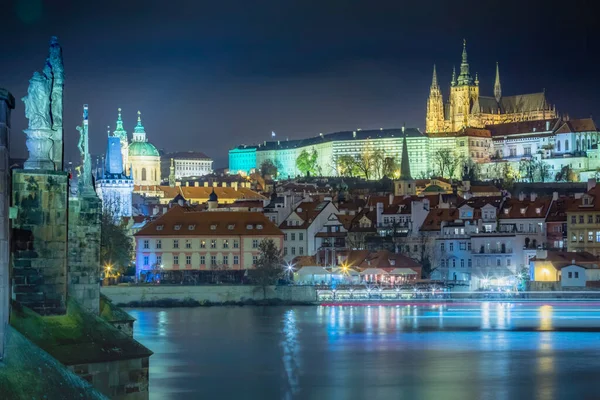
[272,131,276,137]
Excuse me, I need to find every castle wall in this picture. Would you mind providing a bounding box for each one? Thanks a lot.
[0,90,15,359]
[68,195,102,314]
[11,170,69,315]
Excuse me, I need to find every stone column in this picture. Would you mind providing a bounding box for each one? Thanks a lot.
[0,89,15,360]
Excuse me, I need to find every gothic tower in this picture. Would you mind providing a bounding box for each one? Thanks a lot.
[113,108,129,175]
[449,39,479,131]
[394,126,416,196]
[425,65,445,133]
[494,62,502,102]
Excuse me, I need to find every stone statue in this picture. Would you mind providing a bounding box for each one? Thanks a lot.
[22,72,52,131]
[76,105,94,195]
[22,36,64,171]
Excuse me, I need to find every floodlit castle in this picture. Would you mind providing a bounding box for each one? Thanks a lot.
[426,40,557,133]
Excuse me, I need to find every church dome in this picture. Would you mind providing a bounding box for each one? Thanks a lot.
[129,141,159,157]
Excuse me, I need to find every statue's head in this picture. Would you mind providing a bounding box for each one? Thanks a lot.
[50,36,59,45]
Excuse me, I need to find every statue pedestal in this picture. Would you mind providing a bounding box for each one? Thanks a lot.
[23,128,55,170]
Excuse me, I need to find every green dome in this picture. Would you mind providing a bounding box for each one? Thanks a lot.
[422,184,445,193]
[129,141,159,157]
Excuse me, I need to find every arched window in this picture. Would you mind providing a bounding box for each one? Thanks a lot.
[576,139,580,152]
[588,138,592,149]
[557,141,561,152]
[142,168,147,181]
[565,140,569,151]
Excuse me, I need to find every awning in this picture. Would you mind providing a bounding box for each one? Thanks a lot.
[389,268,418,275]
[360,268,389,275]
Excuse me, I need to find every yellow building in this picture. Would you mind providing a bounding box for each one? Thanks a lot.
[426,40,557,133]
[566,182,600,256]
[129,111,161,186]
[134,184,266,205]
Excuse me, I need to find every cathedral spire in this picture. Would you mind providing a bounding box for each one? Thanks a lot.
[457,39,473,85]
[399,125,412,180]
[451,65,456,86]
[431,64,439,89]
[494,62,502,102]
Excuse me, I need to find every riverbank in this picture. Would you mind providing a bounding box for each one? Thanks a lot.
[101,285,318,306]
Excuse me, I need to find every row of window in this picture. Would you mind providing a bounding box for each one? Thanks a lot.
[143,254,248,266]
[283,246,304,256]
[142,239,259,250]
[441,242,471,251]
[571,215,600,224]
[283,232,304,241]
[442,258,512,268]
[570,231,600,243]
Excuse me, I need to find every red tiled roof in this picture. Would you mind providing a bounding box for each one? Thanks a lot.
[486,119,560,137]
[280,200,332,230]
[135,206,283,237]
[532,251,599,267]
[499,197,551,219]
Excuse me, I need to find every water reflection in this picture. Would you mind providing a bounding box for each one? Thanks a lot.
[281,310,300,399]
[128,303,600,400]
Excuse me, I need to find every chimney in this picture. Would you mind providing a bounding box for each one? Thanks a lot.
[163,207,167,214]
[389,193,394,205]
[185,182,189,187]
[552,191,559,201]
[588,178,596,192]
[530,193,537,202]
[546,120,550,131]
[204,182,208,187]
[536,249,548,260]
[518,192,525,201]
[194,182,199,187]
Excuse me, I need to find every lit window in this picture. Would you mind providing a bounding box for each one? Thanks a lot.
[256,224,263,230]
[200,240,206,248]
[223,240,229,249]
[211,240,217,249]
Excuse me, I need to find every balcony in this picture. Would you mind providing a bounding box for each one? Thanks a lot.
[476,248,513,254]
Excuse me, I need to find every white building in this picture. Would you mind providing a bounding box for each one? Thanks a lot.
[280,199,339,262]
[169,151,213,179]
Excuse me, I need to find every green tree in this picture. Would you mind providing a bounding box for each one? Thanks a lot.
[537,161,551,182]
[296,148,318,176]
[252,239,284,299]
[519,159,537,182]
[555,165,576,182]
[432,149,460,178]
[382,157,399,178]
[461,157,480,182]
[260,159,278,178]
[100,212,133,276]
[336,155,359,177]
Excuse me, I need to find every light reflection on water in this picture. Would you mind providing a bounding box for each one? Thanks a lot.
[128,302,600,400]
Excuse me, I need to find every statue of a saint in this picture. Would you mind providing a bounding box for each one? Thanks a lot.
[22,71,52,131]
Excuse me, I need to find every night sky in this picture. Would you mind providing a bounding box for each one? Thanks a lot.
[2,0,598,168]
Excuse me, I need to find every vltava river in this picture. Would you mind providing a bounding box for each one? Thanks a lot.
[128,302,600,400]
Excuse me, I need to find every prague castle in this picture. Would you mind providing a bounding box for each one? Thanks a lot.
[426,40,556,133]
[229,40,599,182]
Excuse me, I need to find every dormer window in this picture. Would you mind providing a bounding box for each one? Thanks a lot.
[156,225,164,231]
[228,224,235,230]
[535,208,541,214]
[389,259,396,266]
[188,224,196,230]
[504,209,509,215]
[210,224,217,230]
[174,224,182,231]
[247,224,253,229]
[520,208,526,214]
[256,224,263,230]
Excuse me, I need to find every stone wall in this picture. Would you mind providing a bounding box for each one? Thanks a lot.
[0,89,15,360]
[69,356,149,400]
[11,170,68,315]
[101,285,318,305]
[68,195,102,314]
